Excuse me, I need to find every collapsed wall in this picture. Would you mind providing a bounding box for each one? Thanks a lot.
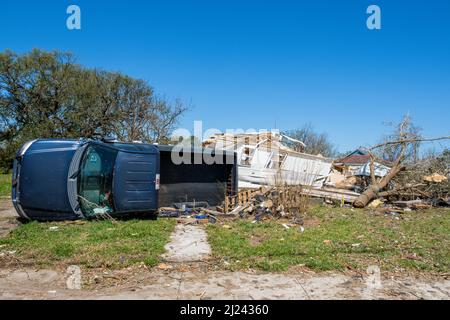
[203,132,333,189]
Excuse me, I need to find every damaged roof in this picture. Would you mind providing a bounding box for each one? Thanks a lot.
[203,132,328,160]
[337,154,371,165]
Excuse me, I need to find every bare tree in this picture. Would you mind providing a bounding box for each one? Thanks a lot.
[111,92,188,144]
[375,116,423,163]
[145,97,188,144]
[353,115,450,208]
[284,124,336,157]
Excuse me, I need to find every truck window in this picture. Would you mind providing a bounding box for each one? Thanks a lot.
[78,145,118,217]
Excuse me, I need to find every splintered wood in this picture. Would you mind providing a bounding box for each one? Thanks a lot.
[224,189,260,213]
[224,186,309,214]
[224,185,361,214]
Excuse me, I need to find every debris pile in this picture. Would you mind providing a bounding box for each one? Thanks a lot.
[221,186,310,224]
[158,204,219,224]
[158,142,448,217]
[330,147,450,209]
[159,186,312,226]
[202,130,449,211]
[423,173,448,184]
[374,149,450,207]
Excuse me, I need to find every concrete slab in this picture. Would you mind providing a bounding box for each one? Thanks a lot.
[162,224,211,263]
[0,268,449,300]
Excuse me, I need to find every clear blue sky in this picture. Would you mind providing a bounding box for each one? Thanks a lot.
[1,0,449,152]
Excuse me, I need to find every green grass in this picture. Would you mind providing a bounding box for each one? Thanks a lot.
[207,207,450,273]
[0,174,11,198]
[0,219,177,269]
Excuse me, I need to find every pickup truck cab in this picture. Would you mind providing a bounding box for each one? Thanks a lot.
[12,139,160,221]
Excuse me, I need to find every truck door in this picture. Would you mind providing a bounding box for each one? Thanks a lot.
[113,150,159,213]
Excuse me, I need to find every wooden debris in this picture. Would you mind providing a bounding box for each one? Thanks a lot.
[423,173,448,183]
[368,199,384,209]
[393,200,424,209]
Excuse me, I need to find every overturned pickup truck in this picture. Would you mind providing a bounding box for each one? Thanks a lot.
[12,139,237,221]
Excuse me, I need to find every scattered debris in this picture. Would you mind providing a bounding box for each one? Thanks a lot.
[423,173,447,183]
[196,217,210,225]
[159,211,180,218]
[157,263,174,271]
[393,200,424,209]
[368,199,384,209]
[335,176,358,190]
[389,200,432,210]
[173,202,210,210]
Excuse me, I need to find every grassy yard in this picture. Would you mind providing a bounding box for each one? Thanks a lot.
[0,219,176,269]
[0,174,11,198]
[207,206,450,273]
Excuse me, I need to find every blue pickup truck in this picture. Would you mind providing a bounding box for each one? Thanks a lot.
[12,139,237,221]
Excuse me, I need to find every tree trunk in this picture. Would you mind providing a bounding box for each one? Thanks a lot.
[353,165,406,208]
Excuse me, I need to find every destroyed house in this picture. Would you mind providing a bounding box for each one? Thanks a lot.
[203,133,333,189]
[335,149,391,177]
[335,149,371,175]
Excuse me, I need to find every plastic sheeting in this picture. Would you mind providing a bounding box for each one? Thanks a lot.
[355,162,391,177]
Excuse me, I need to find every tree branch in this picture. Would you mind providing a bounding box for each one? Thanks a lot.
[369,136,450,151]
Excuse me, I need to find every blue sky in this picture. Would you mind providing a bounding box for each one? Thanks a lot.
[1,0,449,152]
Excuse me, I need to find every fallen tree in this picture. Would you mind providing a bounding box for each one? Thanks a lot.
[353,116,450,208]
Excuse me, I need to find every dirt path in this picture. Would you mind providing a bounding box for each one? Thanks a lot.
[162,224,211,263]
[0,266,448,300]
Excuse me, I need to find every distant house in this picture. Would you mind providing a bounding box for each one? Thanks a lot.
[335,149,371,175]
[335,149,390,177]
